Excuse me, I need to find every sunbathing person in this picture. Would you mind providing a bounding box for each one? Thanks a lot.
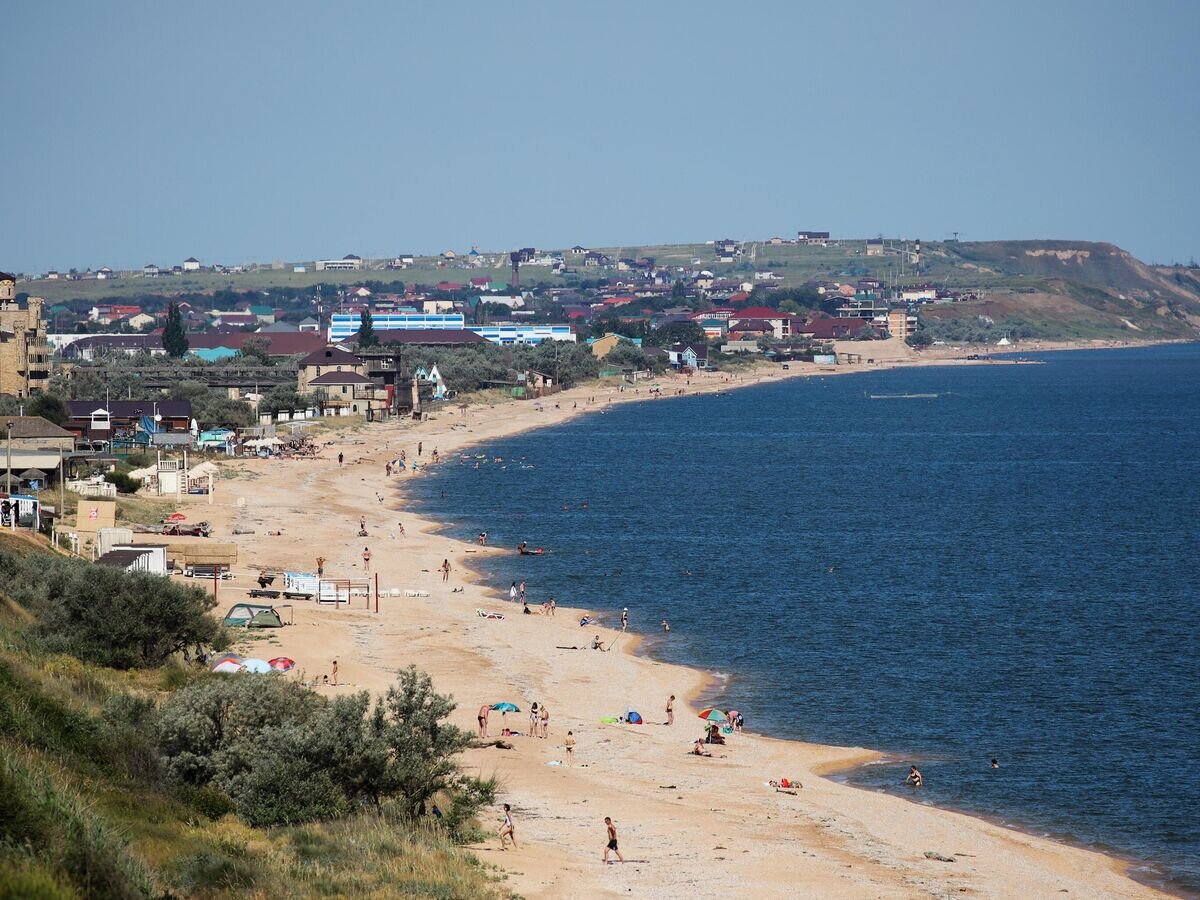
[692,739,712,757]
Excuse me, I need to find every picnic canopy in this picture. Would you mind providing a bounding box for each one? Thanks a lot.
[222,603,290,628]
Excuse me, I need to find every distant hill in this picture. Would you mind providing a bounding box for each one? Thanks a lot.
[14,238,1200,341]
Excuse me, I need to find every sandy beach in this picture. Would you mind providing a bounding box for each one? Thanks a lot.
[191,349,1168,899]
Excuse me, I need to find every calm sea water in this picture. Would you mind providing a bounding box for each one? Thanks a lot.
[406,345,1200,893]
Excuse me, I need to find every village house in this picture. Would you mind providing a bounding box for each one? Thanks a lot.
[65,400,193,444]
[726,307,797,340]
[315,255,362,272]
[182,257,201,271]
[586,333,642,359]
[797,231,831,245]
[306,371,385,416]
[665,342,709,371]
[297,346,366,392]
[60,334,164,362]
[796,317,873,340]
[714,239,741,262]
[0,416,75,489]
[866,238,884,257]
[142,263,160,277]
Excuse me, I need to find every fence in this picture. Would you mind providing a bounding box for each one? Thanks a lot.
[67,480,117,499]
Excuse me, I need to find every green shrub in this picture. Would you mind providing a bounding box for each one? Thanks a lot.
[0,549,226,669]
[104,471,142,494]
[158,667,488,832]
[0,858,76,900]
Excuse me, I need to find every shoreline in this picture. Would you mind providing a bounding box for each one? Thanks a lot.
[198,344,1179,898]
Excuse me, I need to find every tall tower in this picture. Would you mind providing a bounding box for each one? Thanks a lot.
[913,238,921,272]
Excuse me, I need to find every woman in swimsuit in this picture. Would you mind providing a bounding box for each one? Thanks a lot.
[499,804,516,849]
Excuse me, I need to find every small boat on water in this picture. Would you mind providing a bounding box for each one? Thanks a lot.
[869,392,940,399]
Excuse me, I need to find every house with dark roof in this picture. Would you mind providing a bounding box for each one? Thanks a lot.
[65,400,193,442]
[796,317,873,340]
[307,371,385,416]
[61,334,165,362]
[298,346,365,392]
[726,307,798,340]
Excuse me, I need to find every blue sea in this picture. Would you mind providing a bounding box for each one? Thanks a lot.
[406,345,1200,894]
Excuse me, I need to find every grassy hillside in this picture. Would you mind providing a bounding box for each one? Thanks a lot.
[0,533,509,899]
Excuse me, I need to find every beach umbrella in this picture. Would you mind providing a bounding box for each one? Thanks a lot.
[165,512,187,521]
[211,658,242,674]
[491,702,521,713]
[268,657,295,672]
[241,658,272,674]
[210,652,242,667]
[697,708,727,722]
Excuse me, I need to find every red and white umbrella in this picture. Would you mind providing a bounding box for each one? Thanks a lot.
[211,658,243,674]
[268,657,295,672]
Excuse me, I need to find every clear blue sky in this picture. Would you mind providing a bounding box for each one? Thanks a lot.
[2,0,1197,273]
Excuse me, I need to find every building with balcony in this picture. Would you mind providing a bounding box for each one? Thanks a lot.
[0,272,50,397]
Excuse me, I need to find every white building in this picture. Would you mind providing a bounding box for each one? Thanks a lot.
[183,257,201,271]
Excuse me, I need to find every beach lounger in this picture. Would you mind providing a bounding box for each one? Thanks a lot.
[475,609,505,620]
[248,589,281,599]
[404,589,430,597]
[282,591,314,601]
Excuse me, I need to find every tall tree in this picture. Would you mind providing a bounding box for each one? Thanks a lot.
[162,302,189,357]
[358,309,378,347]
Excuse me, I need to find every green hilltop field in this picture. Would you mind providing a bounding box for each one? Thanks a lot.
[17,238,1200,341]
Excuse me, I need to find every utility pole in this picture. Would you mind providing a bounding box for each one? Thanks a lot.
[5,421,12,496]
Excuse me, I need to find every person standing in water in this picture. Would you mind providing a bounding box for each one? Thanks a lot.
[905,766,923,788]
[621,608,629,632]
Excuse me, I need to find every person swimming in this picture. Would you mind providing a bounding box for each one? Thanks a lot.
[905,766,924,787]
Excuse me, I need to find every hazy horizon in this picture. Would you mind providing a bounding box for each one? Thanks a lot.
[2,0,1197,273]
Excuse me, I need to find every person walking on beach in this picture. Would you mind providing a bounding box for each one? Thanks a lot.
[330,660,338,686]
[417,441,423,457]
[529,702,539,735]
[359,515,366,533]
[499,804,516,850]
[440,558,451,581]
[621,608,629,632]
[510,581,518,603]
[316,556,325,578]
[603,817,624,864]
[666,695,675,726]
[385,462,392,477]
[565,730,575,765]
[519,580,526,603]
[539,704,549,738]
[362,547,372,572]
[477,704,490,739]
[906,766,924,788]
[548,596,556,616]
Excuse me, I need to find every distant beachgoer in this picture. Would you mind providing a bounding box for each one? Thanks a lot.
[692,738,712,757]
[519,580,526,603]
[385,463,392,477]
[591,635,605,651]
[565,730,575,764]
[529,702,539,734]
[316,556,325,577]
[418,441,423,457]
[522,599,531,615]
[661,619,670,632]
[362,547,372,572]
[906,766,924,788]
[991,758,1000,769]
[499,804,516,849]
[478,704,490,738]
[539,704,549,738]
[518,541,528,554]
[548,597,556,616]
[330,660,338,686]
[579,615,592,627]
[359,515,366,532]
[666,695,675,726]
[397,521,405,537]
[478,532,487,545]
[441,558,451,581]
[432,448,439,463]
[621,608,628,632]
[603,817,624,864]
[510,582,518,603]
[337,452,344,467]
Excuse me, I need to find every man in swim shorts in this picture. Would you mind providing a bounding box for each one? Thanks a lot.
[478,704,489,738]
[603,817,624,864]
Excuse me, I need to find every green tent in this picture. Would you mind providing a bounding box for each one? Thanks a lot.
[222,603,291,628]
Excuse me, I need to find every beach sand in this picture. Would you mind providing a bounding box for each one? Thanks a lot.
[191,354,1167,899]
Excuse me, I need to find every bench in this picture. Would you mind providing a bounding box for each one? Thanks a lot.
[283,591,314,601]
